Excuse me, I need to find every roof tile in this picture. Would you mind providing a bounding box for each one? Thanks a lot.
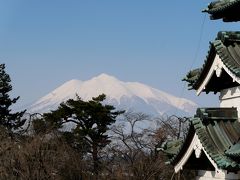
[203,0,240,22]
[183,32,240,92]
[162,108,240,171]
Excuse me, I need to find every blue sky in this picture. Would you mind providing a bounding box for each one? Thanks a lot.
[1,0,240,109]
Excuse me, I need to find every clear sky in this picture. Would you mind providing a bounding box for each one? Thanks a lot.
[1,0,240,109]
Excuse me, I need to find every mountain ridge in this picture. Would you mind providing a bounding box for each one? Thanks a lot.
[27,73,197,116]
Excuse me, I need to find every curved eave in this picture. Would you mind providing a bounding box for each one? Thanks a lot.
[193,39,240,95]
[186,40,218,91]
[196,54,240,95]
[197,55,220,95]
[171,112,240,172]
[170,126,194,163]
[172,131,219,173]
[184,32,240,92]
[192,116,240,171]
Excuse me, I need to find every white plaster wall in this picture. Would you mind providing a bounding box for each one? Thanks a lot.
[196,170,240,180]
[220,86,240,117]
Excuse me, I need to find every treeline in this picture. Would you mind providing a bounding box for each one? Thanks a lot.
[0,64,192,179]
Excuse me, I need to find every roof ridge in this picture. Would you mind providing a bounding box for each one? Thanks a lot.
[216,31,240,44]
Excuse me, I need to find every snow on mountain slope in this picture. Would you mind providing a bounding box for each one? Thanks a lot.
[27,73,197,116]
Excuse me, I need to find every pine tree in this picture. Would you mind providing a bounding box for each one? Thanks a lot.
[41,94,124,174]
[0,64,26,132]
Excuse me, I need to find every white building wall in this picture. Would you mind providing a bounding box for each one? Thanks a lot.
[196,170,240,180]
[220,86,240,117]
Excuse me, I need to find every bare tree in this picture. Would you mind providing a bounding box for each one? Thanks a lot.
[100,112,174,180]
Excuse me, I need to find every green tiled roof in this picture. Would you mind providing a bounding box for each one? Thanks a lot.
[192,108,240,170]
[161,139,183,156]
[163,108,240,171]
[203,0,240,22]
[163,126,194,166]
[225,143,240,157]
[183,31,240,92]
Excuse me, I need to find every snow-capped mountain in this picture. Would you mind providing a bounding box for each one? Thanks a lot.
[27,73,197,116]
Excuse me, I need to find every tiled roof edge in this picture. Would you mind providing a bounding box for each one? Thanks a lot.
[203,0,240,14]
[214,32,240,76]
[192,117,240,170]
[169,125,194,164]
[184,31,240,90]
